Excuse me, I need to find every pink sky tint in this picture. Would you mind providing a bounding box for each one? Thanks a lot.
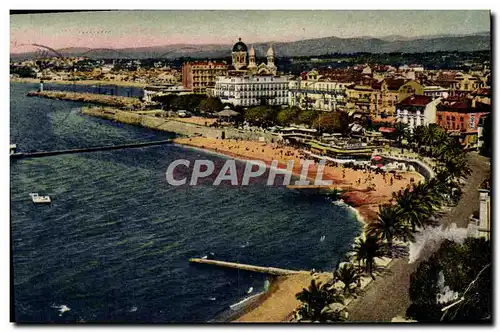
[10,10,490,52]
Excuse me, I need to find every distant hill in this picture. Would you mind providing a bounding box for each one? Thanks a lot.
[10,32,490,60]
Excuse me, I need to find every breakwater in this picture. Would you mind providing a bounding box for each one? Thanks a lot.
[10,139,172,159]
[27,90,142,108]
[189,258,309,276]
[81,106,276,142]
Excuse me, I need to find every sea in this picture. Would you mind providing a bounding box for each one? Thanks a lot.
[10,81,361,323]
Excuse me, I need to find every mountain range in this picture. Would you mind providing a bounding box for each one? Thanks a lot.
[11,32,490,60]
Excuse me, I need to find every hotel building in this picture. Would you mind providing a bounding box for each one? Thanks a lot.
[182,61,228,94]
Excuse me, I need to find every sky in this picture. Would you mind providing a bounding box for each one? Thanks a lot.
[10,10,490,52]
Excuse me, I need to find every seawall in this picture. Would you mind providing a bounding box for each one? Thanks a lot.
[27,90,142,108]
[81,106,276,142]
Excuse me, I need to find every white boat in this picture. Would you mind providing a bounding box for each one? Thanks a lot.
[29,193,51,204]
[247,287,253,294]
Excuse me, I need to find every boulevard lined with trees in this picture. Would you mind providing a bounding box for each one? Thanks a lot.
[294,124,490,323]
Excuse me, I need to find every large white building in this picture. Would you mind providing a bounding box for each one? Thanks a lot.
[214,75,289,107]
[288,70,350,112]
[396,95,441,130]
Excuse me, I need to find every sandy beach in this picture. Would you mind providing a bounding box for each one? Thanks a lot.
[10,77,148,88]
[173,137,424,323]
[174,137,423,223]
[234,273,332,323]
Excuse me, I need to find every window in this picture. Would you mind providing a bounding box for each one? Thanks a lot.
[460,117,464,122]
[452,116,455,121]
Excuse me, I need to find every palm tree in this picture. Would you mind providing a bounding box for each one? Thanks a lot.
[353,235,384,279]
[393,187,432,231]
[353,237,368,270]
[394,122,409,149]
[335,263,360,294]
[367,205,413,253]
[295,279,344,322]
[364,235,384,279]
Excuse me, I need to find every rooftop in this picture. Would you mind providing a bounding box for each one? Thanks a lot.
[399,95,433,107]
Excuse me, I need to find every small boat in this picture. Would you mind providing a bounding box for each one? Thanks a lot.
[201,255,208,259]
[320,235,326,242]
[29,193,51,204]
[247,287,253,294]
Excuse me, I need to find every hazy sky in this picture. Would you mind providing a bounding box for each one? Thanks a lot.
[10,10,490,52]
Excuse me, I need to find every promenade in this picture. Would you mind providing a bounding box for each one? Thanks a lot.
[346,152,490,322]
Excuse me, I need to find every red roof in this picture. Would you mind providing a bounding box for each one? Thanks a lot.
[379,127,395,133]
[399,95,433,107]
[386,78,407,90]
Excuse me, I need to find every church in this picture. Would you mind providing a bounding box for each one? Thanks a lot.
[229,38,277,76]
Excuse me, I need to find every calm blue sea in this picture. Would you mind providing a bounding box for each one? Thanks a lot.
[10,82,361,323]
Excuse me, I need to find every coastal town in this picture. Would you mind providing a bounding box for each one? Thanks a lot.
[10,10,492,325]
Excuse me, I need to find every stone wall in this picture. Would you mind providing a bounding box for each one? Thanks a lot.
[81,107,276,142]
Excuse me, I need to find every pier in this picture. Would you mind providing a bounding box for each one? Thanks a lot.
[189,258,309,276]
[10,139,172,159]
[27,90,142,108]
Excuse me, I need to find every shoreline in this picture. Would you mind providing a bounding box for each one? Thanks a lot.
[173,137,421,225]
[172,137,420,322]
[10,77,148,88]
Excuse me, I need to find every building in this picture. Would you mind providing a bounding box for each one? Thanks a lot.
[214,75,289,107]
[423,85,449,99]
[288,69,350,112]
[471,177,491,240]
[181,61,228,94]
[436,97,491,149]
[228,38,277,76]
[142,85,193,103]
[396,95,441,130]
[368,79,424,117]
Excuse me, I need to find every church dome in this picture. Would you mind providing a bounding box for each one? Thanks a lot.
[232,38,248,52]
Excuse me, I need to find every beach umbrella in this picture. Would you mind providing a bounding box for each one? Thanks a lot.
[376,164,384,168]
[217,108,240,117]
[371,155,382,161]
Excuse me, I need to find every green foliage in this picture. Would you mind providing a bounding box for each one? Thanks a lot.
[276,107,300,126]
[312,111,350,134]
[10,66,37,78]
[296,110,319,127]
[334,263,360,294]
[198,97,223,114]
[295,279,345,322]
[367,205,413,249]
[407,238,492,322]
[353,236,384,278]
[152,94,207,112]
[244,106,277,127]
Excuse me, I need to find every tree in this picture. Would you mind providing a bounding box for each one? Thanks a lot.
[244,106,277,127]
[312,111,350,134]
[393,122,409,146]
[295,279,345,322]
[296,110,319,127]
[393,187,433,231]
[353,235,384,279]
[367,205,413,252]
[406,238,491,322]
[334,263,360,294]
[276,107,300,126]
[198,97,223,114]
